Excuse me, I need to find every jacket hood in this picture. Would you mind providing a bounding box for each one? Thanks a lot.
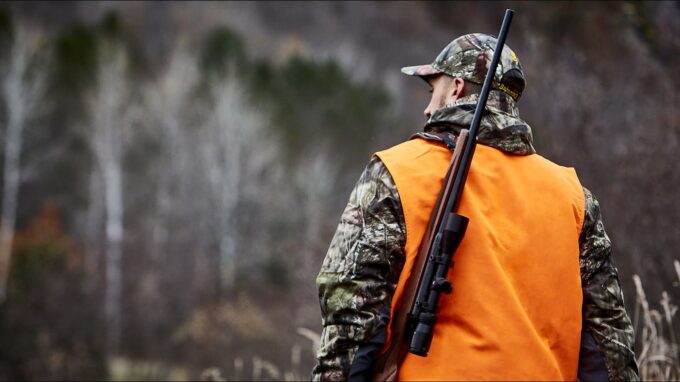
[423,92,536,155]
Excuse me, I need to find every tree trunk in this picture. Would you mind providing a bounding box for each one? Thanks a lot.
[0,100,23,302]
[89,41,129,354]
[84,166,104,293]
[102,160,123,353]
[0,29,40,302]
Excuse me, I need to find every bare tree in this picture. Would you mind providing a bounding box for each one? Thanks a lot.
[144,45,197,267]
[291,149,337,323]
[200,73,275,294]
[0,26,46,302]
[88,40,134,353]
[84,159,104,293]
[138,44,198,331]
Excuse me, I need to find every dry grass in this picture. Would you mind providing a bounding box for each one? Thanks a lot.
[205,269,680,381]
[632,260,680,381]
[108,356,190,381]
[199,326,320,381]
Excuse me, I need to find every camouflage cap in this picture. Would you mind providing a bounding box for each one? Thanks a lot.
[402,33,525,101]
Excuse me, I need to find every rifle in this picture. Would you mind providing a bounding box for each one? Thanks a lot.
[373,9,515,381]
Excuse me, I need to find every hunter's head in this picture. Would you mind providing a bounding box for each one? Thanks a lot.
[401,33,526,119]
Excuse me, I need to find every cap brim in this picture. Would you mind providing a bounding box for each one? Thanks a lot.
[401,64,441,77]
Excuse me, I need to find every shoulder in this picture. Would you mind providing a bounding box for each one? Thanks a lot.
[520,152,584,198]
[523,152,579,176]
[375,138,450,166]
[351,156,401,212]
[581,186,599,216]
[358,156,396,190]
[579,186,608,247]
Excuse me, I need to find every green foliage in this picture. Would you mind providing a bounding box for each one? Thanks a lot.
[99,11,124,39]
[248,53,391,168]
[196,26,393,170]
[8,242,68,300]
[0,7,12,50]
[622,1,653,39]
[622,2,658,56]
[200,26,247,77]
[51,11,136,98]
[53,24,99,93]
[99,11,145,78]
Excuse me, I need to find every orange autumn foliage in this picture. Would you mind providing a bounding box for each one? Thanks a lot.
[11,202,82,272]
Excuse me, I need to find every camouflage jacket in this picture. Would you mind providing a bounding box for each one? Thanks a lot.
[312,93,639,381]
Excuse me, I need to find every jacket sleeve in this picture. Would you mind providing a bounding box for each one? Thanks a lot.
[312,157,406,382]
[578,187,639,381]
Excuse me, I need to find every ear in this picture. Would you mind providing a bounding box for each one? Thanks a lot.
[451,77,465,100]
[451,77,465,101]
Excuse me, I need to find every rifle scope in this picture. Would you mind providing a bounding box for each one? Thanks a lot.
[407,8,516,357]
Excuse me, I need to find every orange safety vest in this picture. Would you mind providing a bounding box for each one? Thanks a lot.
[375,138,585,381]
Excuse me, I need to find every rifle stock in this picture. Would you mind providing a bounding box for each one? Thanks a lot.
[372,130,469,381]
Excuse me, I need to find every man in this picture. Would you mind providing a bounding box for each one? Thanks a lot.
[312,34,638,381]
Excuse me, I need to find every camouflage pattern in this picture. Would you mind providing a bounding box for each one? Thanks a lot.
[312,156,405,381]
[580,188,640,381]
[312,100,638,380]
[424,93,536,155]
[402,33,525,100]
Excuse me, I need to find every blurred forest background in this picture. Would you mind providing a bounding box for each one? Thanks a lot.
[0,1,677,380]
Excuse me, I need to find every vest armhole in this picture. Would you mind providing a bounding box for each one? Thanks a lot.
[570,169,586,238]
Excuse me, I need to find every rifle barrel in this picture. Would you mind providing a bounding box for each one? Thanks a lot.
[448,9,514,213]
[406,9,516,357]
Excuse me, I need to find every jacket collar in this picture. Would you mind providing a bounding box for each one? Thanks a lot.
[421,92,536,155]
